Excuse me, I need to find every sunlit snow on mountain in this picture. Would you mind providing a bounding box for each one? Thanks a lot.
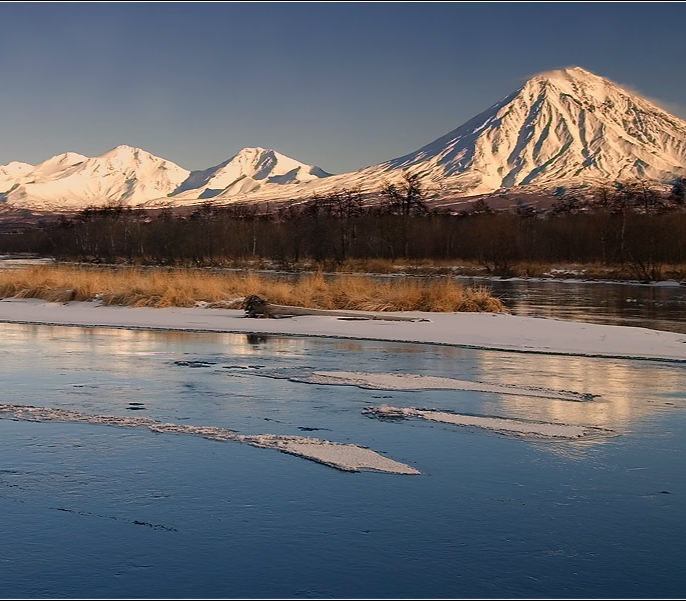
[1,67,684,210]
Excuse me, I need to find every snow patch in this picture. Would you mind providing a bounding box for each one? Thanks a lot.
[365,404,613,440]
[306,371,598,401]
[259,369,596,402]
[0,403,419,475]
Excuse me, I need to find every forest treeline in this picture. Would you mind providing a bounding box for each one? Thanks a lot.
[1,175,686,281]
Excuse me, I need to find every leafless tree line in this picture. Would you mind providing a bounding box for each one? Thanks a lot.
[1,176,686,280]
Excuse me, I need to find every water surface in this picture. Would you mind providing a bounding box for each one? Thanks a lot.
[467,277,686,334]
[1,324,684,598]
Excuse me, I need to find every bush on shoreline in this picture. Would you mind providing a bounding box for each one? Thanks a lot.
[0,266,506,313]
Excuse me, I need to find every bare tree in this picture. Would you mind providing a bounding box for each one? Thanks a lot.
[382,172,428,258]
[669,177,686,207]
[382,172,428,217]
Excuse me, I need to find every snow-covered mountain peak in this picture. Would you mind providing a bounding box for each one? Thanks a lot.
[1,67,684,210]
[171,146,331,200]
[531,66,599,84]
[34,151,88,173]
[518,66,682,123]
[97,145,166,169]
[42,151,88,163]
[223,147,316,180]
[233,146,267,157]
[99,144,137,158]
[0,147,190,209]
[0,161,34,180]
[0,161,35,193]
[227,147,280,179]
[0,144,331,209]
[9,152,89,187]
[363,66,686,195]
[2,160,34,171]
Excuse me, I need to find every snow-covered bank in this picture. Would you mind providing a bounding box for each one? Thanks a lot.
[1,298,685,362]
[0,403,419,475]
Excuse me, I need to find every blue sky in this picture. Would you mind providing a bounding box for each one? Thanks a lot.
[1,2,685,173]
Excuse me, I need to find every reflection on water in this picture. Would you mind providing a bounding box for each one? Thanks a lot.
[1,324,314,367]
[2,322,684,455]
[0,255,54,270]
[463,278,686,334]
[474,353,685,433]
[1,323,685,598]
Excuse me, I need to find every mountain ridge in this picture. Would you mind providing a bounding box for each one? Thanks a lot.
[188,66,686,206]
[170,147,332,202]
[1,67,685,211]
[0,145,330,210]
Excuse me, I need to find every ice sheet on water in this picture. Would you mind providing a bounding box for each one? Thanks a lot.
[0,403,418,475]
[253,368,597,402]
[365,404,614,441]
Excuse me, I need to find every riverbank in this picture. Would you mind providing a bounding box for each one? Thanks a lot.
[0,266,504,313]
[1,297,684,362]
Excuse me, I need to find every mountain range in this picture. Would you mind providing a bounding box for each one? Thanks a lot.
[1,67,685,211]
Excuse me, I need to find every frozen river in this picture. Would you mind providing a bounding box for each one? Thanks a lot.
[1,323,685,598]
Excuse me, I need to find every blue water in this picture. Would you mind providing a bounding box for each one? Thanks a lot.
[476,278,686,334]
[1,324,685,598]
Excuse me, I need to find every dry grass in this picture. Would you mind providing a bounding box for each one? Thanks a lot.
[0,266,506,313]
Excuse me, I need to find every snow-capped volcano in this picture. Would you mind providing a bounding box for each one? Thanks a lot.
[0,145,331,209]
[0,146,190,209]
[1,67,684,211]
[370,66,686,195]
[211,66,686,203]
[171,147,330,200]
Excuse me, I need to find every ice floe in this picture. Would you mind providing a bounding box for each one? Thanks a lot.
[365,404,613,441]
[256,369,596,402]
[0,404,419,475]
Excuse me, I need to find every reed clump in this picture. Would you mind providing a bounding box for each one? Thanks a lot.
[0,266,506,313]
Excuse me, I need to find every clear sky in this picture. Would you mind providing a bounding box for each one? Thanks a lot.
[1,2,685,174]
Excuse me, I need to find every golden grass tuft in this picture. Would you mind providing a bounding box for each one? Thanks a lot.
[0,266,507,313]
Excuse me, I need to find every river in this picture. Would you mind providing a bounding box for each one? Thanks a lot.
[1,323,684,598]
